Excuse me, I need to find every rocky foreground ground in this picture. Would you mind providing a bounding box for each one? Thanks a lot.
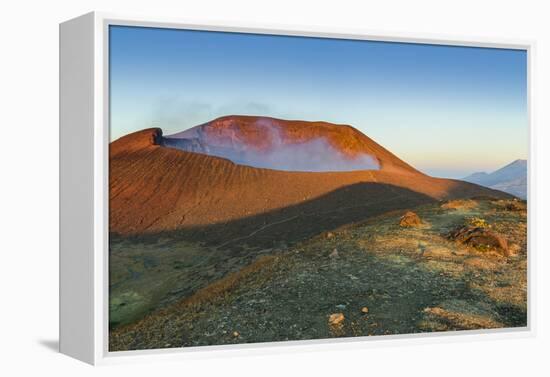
[109,198,527,351]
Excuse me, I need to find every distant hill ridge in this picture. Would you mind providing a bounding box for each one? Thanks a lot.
[463,159,527,199]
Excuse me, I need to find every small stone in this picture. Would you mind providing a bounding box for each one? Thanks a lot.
[232,331,240,337]
[329,248,339,258]
[326,232,335,239]
[399,211,422,227]
[328,313,345,325]
[361,306,369,314]
[336,304,347,310]
[508,243,521,255]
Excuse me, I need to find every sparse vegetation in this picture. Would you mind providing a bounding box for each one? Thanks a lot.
[441,199,478,210]
[466,216,490,228]
[110,198,527,351]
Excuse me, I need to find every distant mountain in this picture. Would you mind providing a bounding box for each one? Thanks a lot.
[463,159,527,199]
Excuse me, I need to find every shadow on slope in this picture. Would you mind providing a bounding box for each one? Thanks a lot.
[109,127,511,236]
[111,182,438,250]
[108,182,508,331]
[109,182,440,329]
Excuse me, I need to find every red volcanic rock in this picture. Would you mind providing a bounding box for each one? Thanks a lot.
[110,127,163,157]
[399,211,422,227]
[449,226,510,256]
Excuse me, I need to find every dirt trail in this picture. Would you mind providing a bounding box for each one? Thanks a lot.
[216,192,406,249]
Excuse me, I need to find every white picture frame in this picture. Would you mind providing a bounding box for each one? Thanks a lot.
[59,11,536,365]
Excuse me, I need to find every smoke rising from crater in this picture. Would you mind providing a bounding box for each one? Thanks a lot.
[163,118,380,172]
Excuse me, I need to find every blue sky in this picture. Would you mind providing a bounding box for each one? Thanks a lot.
[109,25,528,178]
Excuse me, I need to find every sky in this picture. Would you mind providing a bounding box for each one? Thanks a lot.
[109,25,528,178]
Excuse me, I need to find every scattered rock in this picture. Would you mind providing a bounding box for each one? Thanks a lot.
[399,211,422,227]
[361,307,369,314]
[232,331,240,337]
[508,243,521,255]
[506,201,525,211]
[494,199,526,212]
[448,226,509,256]
[423,306,445,316]
[329,248,339,258]
[328,313,345,326]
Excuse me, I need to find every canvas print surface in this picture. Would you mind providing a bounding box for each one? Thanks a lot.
[108,25,528,351]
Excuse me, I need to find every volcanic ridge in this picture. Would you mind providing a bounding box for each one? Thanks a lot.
[109,115,510,239]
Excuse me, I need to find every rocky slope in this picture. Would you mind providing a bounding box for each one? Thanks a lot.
[110,198,527,350]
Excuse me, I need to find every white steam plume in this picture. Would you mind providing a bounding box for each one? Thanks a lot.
[163,118,380,172]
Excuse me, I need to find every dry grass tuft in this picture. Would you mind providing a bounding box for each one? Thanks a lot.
[441,199,478,210]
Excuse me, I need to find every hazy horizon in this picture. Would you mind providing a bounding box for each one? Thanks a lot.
[109,26,528,179]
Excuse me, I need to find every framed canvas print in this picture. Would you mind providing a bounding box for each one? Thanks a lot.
[59,12,534,365]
